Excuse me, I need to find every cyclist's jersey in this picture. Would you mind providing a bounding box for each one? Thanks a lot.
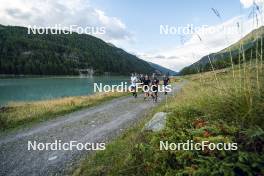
[143,79,150,85]
[163,77,169,85]
[131,76,137,87]
[152,78,159,91]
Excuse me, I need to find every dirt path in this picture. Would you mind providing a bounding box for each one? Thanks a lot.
[0,83,184,176]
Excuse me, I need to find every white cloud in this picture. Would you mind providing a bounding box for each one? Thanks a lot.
[137,16,260,72]
[240,0,263,8]
[0,0,132,43]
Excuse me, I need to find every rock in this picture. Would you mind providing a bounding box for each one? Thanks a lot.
[143,112,167,132]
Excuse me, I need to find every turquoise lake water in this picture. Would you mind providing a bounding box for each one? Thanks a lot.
[0,76,128,106]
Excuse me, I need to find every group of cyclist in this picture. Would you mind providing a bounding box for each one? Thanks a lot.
[130,73,170,102]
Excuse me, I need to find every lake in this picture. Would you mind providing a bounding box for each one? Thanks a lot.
[0,76,129,106]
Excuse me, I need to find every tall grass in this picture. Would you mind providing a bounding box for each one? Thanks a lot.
[250,1,263,95]
[261,36,263,70]
[256,37,260,95]
[211,7,235,82]
[188,27,219,85]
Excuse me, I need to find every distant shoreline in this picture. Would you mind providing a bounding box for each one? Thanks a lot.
[0,74,128,79]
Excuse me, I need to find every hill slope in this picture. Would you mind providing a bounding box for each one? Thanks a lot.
[0,25,155,75]
[148,62,178,75]
[180,26,264,75]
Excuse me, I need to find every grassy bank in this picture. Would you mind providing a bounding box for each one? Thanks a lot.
[73,65,264,175]
[0,92,127,131]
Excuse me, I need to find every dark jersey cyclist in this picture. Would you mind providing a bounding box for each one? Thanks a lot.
[143,75,150,100]
[151,75,159,102]
[163,75,170,95]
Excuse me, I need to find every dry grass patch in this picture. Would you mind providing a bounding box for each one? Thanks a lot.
[0,92,127,131]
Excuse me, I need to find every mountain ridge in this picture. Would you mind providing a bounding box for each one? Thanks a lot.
[0,25,172,75]
[148,62,178,75]
[179,26,264,75]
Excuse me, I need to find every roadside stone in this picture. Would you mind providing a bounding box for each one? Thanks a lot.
[143,112,167,132]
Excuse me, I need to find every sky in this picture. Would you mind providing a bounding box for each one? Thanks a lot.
[0,0,263,71]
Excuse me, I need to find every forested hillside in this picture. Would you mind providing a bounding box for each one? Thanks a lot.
[0,25,155,75]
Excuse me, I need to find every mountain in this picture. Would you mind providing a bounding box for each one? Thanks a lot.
[148,62,178,75]
[179,26,264,75]
[0,25,156,75]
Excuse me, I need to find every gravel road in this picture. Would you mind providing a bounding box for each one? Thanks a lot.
[0,83,183,176]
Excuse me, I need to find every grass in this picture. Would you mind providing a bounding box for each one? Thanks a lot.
[73,65,264,176]
[0,92,127,132]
